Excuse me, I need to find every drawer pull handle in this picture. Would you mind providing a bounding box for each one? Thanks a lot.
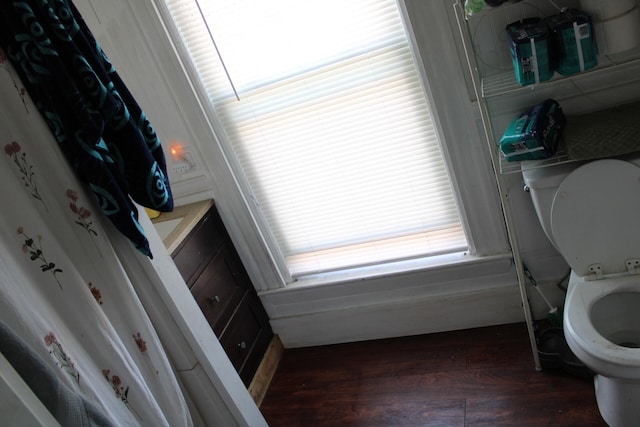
[208,296,220,303]
[238,341,247,350]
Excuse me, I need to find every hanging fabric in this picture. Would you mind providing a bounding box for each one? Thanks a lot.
[0,38,191,425]
[0,0,173,257]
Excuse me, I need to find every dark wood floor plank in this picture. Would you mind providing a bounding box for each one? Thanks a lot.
[262,396,466,427]
[271,344,468,387]
[466,390,606,426]
[260,323,604,426]
[466,325,533,370]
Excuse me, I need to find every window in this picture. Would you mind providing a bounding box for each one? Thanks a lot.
[162,0,468,278]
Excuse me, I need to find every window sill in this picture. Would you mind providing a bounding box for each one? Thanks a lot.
[259,252,517,321]
[285,251,512,289]
[258,251,521,347]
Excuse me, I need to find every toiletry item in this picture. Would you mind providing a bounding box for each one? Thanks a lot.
[145,207,161,219]
[579,0,635,22]
[594,6,640,55]
[545,9,598,76]
[465,0,484,16]
[506,18,554,86]
[499,99,565,162]
[579,0,639,55]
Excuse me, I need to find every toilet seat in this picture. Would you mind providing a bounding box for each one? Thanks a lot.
[550,159,640,278]
[564,273,640,379]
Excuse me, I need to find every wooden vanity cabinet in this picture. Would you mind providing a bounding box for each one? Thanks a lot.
[171,204,273,386]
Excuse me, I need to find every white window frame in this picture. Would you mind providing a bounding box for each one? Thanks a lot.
[150,0,510,292]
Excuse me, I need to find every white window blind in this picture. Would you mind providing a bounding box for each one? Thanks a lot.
[162,0,468,277]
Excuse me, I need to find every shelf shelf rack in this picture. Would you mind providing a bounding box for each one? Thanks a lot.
[481,56,640,99]
[455,0,640,370]
[453,0,542,370]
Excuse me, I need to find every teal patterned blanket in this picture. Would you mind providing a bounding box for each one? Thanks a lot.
[0,0,173,257]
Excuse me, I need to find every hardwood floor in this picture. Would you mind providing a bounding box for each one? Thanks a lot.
[260,323,606,426]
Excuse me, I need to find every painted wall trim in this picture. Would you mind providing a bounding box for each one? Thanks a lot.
[262,254,513,317]
[262,252,568,347]
[271,284,526,348]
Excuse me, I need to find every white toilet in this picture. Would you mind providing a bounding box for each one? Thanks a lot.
[522,156,640,427]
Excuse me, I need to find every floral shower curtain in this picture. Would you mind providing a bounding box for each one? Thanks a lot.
[0,57,192,426]
[0,13,192,427]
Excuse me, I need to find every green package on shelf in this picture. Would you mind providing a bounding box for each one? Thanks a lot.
[506,18,555,86]
[499,99,565,162]
[545,9,598,76]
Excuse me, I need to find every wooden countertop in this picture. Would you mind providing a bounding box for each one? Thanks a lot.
[151,199,214,254]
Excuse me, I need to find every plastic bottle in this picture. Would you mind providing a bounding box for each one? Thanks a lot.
[464,0,484,16]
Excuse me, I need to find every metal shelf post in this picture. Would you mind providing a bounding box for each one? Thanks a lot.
[454,0,541,370]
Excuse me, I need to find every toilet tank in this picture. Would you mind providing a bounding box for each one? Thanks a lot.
[521,161,584,248]
[523,153,640,252]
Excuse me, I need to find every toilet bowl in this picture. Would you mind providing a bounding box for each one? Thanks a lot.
[564,273,640,426]
[522,156,640,427]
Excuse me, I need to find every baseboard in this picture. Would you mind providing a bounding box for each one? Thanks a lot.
[270,284,527,348]
[248,335,284,407]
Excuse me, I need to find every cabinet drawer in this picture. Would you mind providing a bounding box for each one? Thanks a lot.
[219,294,273,386]
[190,245,247,335]
[172,212,225,285]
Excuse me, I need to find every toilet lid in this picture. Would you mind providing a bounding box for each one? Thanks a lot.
[550,159,640,277]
